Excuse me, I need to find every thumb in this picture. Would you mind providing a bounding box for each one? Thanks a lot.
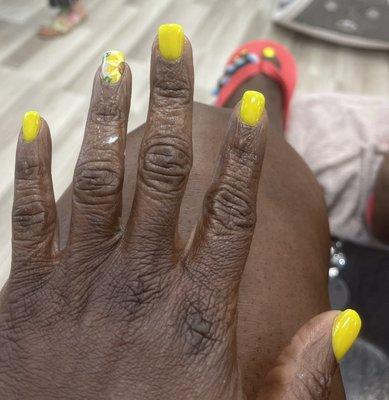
[258,309,362,400]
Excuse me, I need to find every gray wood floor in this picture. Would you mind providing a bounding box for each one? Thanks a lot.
[1,0,389,285]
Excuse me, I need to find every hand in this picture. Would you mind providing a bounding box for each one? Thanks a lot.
[0,26,360,400]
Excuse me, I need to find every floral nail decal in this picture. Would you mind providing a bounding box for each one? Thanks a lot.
[101,50,125,84]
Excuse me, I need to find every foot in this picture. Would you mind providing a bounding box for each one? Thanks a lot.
[223,49,285,136]
[38,1,87,38]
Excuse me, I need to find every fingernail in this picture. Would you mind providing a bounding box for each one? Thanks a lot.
[240,90,265,127]
[158,23,184,61]
[332,309,362,362]
[22,111,41,143]
[101,50,125,84]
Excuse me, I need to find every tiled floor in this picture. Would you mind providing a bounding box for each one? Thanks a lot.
[1,0,389,286]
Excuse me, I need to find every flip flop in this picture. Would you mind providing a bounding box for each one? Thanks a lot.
[38,10,87,38]
[214,40,297,128]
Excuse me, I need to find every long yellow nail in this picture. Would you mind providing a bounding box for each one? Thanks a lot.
[22,111,41,143]
[101,50,125,84]
[332,309,362,362]
[158,23,184,61]
[240,91,265,126]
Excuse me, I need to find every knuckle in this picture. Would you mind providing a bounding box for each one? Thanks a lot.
[295,367,332,400]
[13,165,55,235]
[153,83,191,107]
[74,159,122,201]
[179,300,219,357]
[16,161,45,182]
[205,181,257,232]
[12,198,55,242]
[13,199,46,228]
[89,97,126,128]
[153,63,192,107]
[140,139,191,195]
[229,143,260,166]
[111,275,164,319]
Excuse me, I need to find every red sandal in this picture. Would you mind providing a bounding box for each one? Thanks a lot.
[214,40,297,129]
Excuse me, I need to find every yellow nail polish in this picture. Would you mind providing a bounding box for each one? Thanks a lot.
[240,91,265,127]
[332,309,362,362]
[22,111,41,143]
[263,46,276,58]
[101,50,125,84]
[158,23,184,61]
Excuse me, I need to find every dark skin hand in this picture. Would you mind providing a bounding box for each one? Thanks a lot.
[0,35,346,399]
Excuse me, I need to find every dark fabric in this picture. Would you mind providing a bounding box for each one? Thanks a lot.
[332,238,389,353]
[49,0,77,8]
[330,238,389,398]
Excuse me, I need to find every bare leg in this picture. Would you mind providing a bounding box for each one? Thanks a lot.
[57,98,344,398]
[39,0,87,38]
[371,154,389,244]
[69,0,86,14]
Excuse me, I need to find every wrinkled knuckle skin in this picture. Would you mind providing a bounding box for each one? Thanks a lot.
[154,84,192,107]
[16,161,45,182]
[229,144,261,167]
[179,300,220,357]
[74,159,122,202]
[294,367,332,400]
[13,198,49,230]
[107,272,167,324]
[89,94,126,128]
[153,62,192,107]
[14,162,53,232]
[140,139,192,196]
[13,190,55,242]
[205,181,257,232]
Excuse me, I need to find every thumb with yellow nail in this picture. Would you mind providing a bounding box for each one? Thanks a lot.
[258,309,361,399]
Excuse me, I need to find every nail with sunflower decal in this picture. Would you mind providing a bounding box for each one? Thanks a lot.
[101,50,125,84]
